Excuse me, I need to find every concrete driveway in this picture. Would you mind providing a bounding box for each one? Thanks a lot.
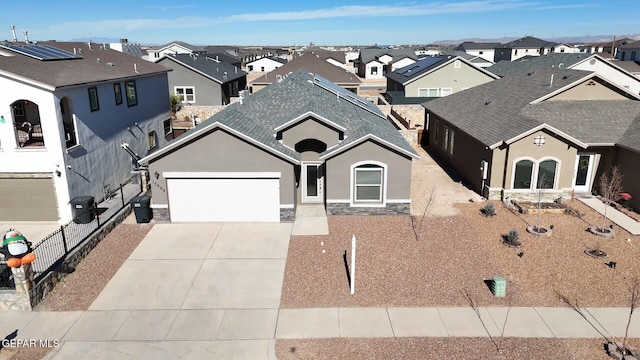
[46,222,292,360]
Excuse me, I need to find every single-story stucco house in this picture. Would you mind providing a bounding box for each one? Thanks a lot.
[422,67,640,210]
[140,69,419,222]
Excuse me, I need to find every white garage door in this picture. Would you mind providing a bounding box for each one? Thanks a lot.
[166,172,280,222]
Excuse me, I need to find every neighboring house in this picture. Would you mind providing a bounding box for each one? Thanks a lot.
[494,36,557,62]
[357,48,418,79]
[553,43,580,54]
[0,41,172,222]
[385,55,499,105]
[146,41,207,61]
[250,53,361,94]
[245,57,286,72]
[585,38,632,58]
[108,39,143,58]
[155,53,247,106]
[618,40,640,61]
[456,42,501,63]
[488,53,640,94]
[207,52,242,68]
[297,49,348,69]
[422,68,640,211]
[445,50,495,68]
[139,69,419,223]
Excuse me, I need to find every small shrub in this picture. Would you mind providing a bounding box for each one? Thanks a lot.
[503,229,521,247]
[481,202,496,217]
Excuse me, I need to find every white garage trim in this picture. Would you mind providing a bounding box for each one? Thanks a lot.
[163,172,281,179]
[166,172,281,223]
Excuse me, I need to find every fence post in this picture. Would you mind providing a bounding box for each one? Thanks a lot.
[60,225,68,254]
[120,183,125,207]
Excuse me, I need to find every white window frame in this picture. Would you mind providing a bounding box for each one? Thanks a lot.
[443,126,454,156]
[454,60,461,68]
[148,130,157,151]
[370,66,378,75]
[418,88,452,97]
[174,86,195,103]
[510,156,561,191]
[350,161,387,207]
[163,119,172,137]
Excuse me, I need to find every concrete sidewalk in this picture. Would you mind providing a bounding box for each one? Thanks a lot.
[2,305,638,360]
[577,196,640,235]
[275,306,640,339]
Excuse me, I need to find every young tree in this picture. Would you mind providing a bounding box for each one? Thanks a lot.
[599,166,623,232]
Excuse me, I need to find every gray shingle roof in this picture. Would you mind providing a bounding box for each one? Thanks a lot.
[144,69,417,163]
[359,48,418,64]
[161,53,246,83]
[457,42,501,51]
[423,68,640,149]
[251,53,360,86]
[0,41,169,88]
[385,56,450,84]
[498,36,557,49]
[487,53,595,77]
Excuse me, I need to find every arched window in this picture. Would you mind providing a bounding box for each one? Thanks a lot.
[351,161,387,206]
[537,160,558,189]
[513,160,534,189]
[12,99,44,148]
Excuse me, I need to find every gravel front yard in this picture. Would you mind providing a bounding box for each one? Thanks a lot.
[278,200,640,358]
[281,200,640,308]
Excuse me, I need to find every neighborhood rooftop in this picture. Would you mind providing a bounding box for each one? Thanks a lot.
[0,41,168,88]
[159,53,246,83]
[423,68,640,150]
[144,69,416,163]
[252,53,361,85]
[488,53,602,77]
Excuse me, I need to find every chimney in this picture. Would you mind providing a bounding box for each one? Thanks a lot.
[10,25,16,42]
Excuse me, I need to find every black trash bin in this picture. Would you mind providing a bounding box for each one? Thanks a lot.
[70,196,95,224]
[130,195,152,223]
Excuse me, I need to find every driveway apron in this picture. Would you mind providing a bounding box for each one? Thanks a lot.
[46,222,292,360]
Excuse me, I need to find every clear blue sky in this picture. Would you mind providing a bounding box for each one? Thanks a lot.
[1,1,638,46]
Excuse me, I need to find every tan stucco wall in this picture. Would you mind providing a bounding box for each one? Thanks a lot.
[281,118,341,149]
[548,79,630,101]
[325,140,412,200]
[503,130,578,190]
[405,61,495,97]
[148,129,295,205]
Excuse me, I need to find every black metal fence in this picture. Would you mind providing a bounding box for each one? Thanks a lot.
[30,174,143,284]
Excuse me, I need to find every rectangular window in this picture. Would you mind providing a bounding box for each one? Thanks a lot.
[632,51,637,61]
[12,102,24,117]
[419,88,450,97]
[88,87,99,112]
[163,119,172,137]
[444,126,454,156]
[113,83,123,105]
[440,88,453,97]
[175,86,195,103]
[125,81,138,107]
[355,168,383,202]
[371,66,378,75]
[148,130,157,150]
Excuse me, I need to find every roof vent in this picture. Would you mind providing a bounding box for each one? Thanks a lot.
[106,62,115,67]
[96,58,100,63]
[485,101,492,106]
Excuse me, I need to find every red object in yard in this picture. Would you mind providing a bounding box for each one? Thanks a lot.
[619,192,632,200]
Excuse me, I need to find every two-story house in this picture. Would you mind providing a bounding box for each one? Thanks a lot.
[494,36,557,62]
[618,40,640,62]
[0,41,171,222]
[357,48,418,79]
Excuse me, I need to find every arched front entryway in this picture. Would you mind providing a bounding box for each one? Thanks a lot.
[296,138,327,204]
[10,99,44,147]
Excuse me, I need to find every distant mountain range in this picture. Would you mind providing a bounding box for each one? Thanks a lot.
[433,34,640,46]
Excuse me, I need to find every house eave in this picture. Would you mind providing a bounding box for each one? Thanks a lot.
[139,121,299,165]
[274,111,347,133]
[319,134,420,161]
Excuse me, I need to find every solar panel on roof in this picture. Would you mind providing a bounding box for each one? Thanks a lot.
[312,74,384,118]
[0,43,82,61]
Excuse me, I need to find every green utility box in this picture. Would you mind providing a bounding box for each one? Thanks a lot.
[491,276,506,297]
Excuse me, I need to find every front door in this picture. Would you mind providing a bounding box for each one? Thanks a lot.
[302,162,323,203]
[572,154,595,193]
